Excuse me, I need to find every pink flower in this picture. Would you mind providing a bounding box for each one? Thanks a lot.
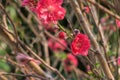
[16,53,40,65]
[102,26,108,31]
[116,19,120,29]
[109,25,116,32]
[43,23,58,32]
[64,54,78,71]
[100,17,107,23]
[48,38,67,51]
[116,19,120,28]
[84,6,90,13]
[58,31,66,39]
[118,57,120,65]
[71,33,90,56]
[35,0,66,25]
[22,0,37,11]
[86,65,91,72]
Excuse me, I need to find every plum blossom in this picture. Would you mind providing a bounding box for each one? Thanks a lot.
[116,19,120,29]
[58,31,66,39]
[71,33,90,56]
[48,38,67,52]
[35,0,66,26]
[64,54,78,71]
[22,0,37,11]
[118,57,120,65]
[84,6,90,13]
[16,53,40,65]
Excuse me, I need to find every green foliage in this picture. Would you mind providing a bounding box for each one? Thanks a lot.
[0,48,6,55]
[55,52,67,60]
[0,60,10,72]
[6,6,17,20]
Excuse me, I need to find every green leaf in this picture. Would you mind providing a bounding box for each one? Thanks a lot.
[0,60,10,72]
[0,48,6,55]
[95,63,100,68]
[6,6,17,20]
[55,52,67,60]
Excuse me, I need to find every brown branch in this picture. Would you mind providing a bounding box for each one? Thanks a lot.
[18,40,66,80]
[0,3,19,44]
[87,0,109,63]
[0,74,8,80]
[17,7,51,65]
[73,68,94,80]
[69,0,114,80]
[87,0,120,20]
[0,25,47,79]
[0,73,48,80]
[44,30,71,52]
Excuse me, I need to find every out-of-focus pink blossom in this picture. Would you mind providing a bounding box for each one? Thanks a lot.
[58,31,66,39]
[100,18,106,23]
[102,26,108,31]
[100,16,109,24]
[102,25,116,32]
[86,65,91,72]
[48,38,67,52]
[118,57,120,65]
[43,24,58,32]
[84,6,90,13]
[16,53,40,65]
[116,19,120,29]
[64,54,78,71]
[22,0,37,11]
[109,25,116,32]
[35,0,66,26]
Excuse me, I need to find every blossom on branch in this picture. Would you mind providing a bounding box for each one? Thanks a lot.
[35,0,66,26]
[58,31,66,39]
[116,19,120,29]
[22,0,37,11]
[82,6,90,13]
[48,38,67,52]
[64,54,78,71]
[16,53,40,65]
[71,33,90,56]
[118,57,120,65]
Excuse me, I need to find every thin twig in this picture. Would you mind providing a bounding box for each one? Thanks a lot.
[87,0,109,63]
[69,0,114,79]
[18,39,66,80]
[44,30,71,52]
[0,73,49,80]
[0,3,19,45]
[87,0,120,20]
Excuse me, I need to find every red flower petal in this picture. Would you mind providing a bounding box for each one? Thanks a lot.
[71,33,90,56]
[48,38,67,51]
[58,31,66,39]
[35,0,66,26]
[118,57,120,65]
[116,19,120,29]
[22,0,37,11]
[64,54,78,71]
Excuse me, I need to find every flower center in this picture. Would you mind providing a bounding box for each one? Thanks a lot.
[48,5,54,12]
[76,42,81,48]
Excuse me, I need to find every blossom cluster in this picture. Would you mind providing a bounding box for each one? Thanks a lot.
[22,0,91,55]
[22,0,66,28]
[22,0,91,71]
